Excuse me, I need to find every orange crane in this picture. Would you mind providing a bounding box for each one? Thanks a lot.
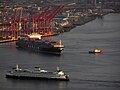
[12,7,23,39]
[1,3,64,39]
[44,4,64,35]
[36,4,52,34]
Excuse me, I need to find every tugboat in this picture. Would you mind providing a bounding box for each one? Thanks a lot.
[16,33,64,54]
[89,49,103,54]
[6,65,69,81]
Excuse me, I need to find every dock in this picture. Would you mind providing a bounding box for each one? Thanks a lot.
[0,39,17,43]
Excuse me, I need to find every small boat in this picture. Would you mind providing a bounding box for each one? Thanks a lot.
[6,65,69,81]
[89,49,103,54]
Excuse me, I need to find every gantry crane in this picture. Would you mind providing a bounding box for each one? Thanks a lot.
[1,2,64,39]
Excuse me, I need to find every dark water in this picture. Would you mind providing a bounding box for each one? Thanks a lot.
[0,14,120,90]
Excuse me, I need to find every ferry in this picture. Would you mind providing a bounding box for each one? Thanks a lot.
[6,65,69,81]
[16,33,64,54]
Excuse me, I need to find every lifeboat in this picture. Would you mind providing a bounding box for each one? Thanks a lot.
[89,49,103,54]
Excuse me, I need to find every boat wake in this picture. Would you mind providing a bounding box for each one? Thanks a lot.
[78,79,120,84]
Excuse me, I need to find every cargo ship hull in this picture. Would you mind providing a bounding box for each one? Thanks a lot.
[16,33,64,54]
[16,41,63,54]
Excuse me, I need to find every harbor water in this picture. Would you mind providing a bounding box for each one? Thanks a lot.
[0,13,120,90]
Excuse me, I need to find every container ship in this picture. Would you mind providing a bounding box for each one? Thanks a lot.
[6,65,69,81]
[16,33,64,54]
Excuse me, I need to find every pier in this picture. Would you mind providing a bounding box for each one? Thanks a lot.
[0,39,17,43]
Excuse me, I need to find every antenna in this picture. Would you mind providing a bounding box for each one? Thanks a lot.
[57,66,60,71]
[16,64,19,71]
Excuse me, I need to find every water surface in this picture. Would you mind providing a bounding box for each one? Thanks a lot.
[0,14,120,90]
